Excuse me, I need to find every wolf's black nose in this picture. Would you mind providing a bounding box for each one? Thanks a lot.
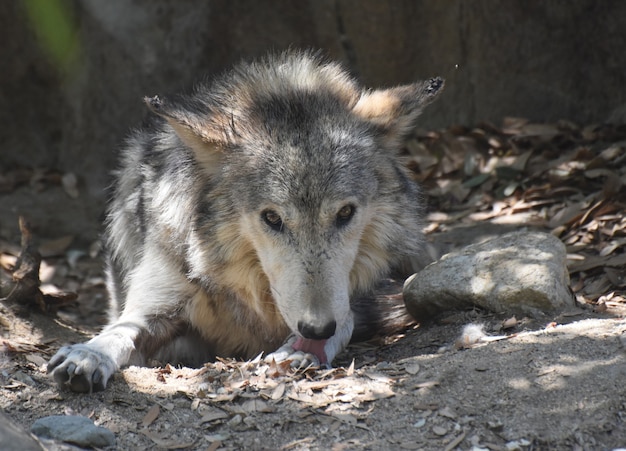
[298,320,336,340]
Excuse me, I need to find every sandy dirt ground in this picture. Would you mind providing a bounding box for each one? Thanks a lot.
[1,268,625,450]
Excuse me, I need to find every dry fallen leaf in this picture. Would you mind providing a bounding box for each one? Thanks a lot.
[141,429,195,449]
[444,432,467,451]
[142,404,160,427]
[346,359,355,376]
[25,353,47,367]
[198,409,229,424]
[271,382,286,400]
[0,253,17,271]
[241,398,273,413]
[501,316,518,329]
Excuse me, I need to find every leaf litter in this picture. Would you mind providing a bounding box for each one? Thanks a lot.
[408,119,626,311]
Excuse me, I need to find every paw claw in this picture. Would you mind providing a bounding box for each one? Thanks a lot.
[48,344,114,393]
[66,362,77,377]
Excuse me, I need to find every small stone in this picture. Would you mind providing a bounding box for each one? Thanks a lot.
[404,363,421,375]
[11,371,36,386]
[505,439,531,450]
[31,415,115,448]
[227,414,242,426]
[438,406,457,419]
[487,419,504,431]
[412,418,426,428]
[404,231,574,321]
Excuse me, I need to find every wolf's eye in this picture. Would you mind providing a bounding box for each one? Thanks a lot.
[262,210,283,231]
[336,204,355,226]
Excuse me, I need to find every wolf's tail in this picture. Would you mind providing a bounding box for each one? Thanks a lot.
[350,278,417,343]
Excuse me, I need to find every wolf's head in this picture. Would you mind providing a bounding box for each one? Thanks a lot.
[145,51,443,362]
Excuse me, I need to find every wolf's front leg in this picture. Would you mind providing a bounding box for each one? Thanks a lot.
[48,243,194,392]
[47,320,142,392]
[265,313,354,369]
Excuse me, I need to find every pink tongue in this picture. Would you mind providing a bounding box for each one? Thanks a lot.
[292,337,328,364]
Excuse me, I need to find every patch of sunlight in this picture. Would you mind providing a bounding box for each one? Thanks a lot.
[508,377,531,390]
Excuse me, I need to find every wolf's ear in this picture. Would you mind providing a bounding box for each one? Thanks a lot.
[144,95,233,172]
[352,77,444,145]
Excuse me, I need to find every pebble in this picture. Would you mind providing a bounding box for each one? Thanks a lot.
[31,415,115,448]
[404,363,421,375]
[227,414,243,426]
[412,418,426,428]
[11,370,37,386]
[438,406,457,419]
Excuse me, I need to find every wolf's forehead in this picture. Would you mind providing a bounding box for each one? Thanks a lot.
[244,137,377,208]
[251,93,349,131]
[251,94,374,150]
[239,90,372,157]
[256,110,375,170]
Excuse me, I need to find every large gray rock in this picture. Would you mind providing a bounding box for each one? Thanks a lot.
[31,415,115,449]
[403,230,574,320]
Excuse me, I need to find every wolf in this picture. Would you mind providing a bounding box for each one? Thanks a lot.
[48,50,443,392]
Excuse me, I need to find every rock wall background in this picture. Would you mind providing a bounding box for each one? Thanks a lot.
[1,0,625,240]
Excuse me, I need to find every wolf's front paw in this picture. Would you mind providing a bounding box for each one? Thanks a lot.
[264,336,325,369]
[47,344,115,393]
